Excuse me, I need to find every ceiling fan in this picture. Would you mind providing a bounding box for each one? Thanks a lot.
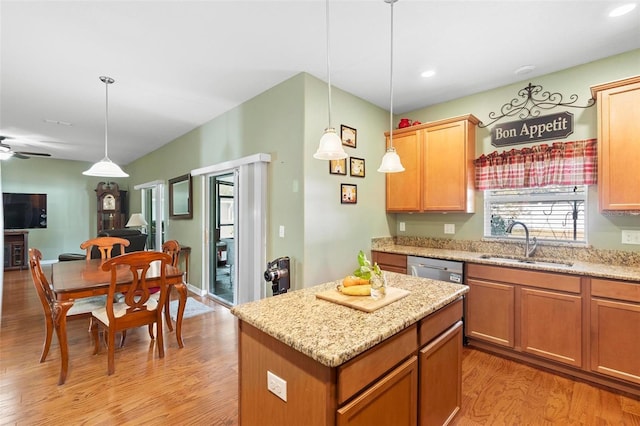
[0,136,52,160]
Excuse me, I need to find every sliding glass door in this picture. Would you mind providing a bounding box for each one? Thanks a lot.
[135,180,164,252]
[208,172,237,305]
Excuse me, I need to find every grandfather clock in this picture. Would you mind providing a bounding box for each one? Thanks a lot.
[95,182,127,233]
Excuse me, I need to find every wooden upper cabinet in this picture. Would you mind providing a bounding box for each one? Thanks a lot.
[591,76,640,212]
[384,114,479,213]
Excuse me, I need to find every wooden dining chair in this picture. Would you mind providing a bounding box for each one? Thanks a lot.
[29,248,106,363]
[90,251,173,375]
[162,240,181,267]
[80,236,130,260]
[158,240,182,332]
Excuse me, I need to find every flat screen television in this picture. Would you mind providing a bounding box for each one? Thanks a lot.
[3,192,47,229]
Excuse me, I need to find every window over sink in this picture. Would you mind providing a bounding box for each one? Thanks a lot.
[484,185,587,244]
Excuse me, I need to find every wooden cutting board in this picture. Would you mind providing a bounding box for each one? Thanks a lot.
[315,286,410,313]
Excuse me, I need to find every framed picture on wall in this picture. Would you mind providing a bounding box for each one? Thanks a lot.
[329,158,347,175]
[350,157,365,178]
[341,183,357,204]
[341,125,357,148]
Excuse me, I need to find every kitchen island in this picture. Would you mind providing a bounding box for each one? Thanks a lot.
[231,272,468,426]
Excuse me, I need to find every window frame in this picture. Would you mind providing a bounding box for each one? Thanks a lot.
[483,184,589,245]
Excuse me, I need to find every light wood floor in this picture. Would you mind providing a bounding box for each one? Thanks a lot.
[2,269,639,425]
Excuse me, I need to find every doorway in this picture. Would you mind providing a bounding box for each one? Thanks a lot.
[208,172,236,305]
[192,153,270,305]
[134,180,164,252]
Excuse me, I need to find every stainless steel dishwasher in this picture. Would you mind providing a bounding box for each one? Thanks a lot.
[407,255,463,283]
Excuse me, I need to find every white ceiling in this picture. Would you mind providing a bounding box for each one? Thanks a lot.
[1,0,639,165]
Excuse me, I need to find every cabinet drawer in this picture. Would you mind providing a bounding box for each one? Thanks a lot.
[418,298,463,347]
[467,263,581,293]
[591,278,640,303]
[338,324,417,405]
[337,356,418,426]
[372,251,407,268]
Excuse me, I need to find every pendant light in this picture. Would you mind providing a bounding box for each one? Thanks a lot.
[378,0,405,173]
[313,0,347,160]
[83,76,129,177]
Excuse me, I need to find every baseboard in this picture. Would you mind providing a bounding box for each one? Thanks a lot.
[186,282,206,296]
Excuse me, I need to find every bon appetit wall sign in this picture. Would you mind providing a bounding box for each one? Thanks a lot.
[491,111,574,147]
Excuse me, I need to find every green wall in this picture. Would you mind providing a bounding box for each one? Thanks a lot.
[1,72,392,292]
[302,74,394,285]
[0,158,129,257]
[3,50,639,295]
[394,49,640,251]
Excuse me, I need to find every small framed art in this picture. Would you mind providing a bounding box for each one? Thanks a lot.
[341,183,357,204]
[329,158,347,175]
[341,125,357,148]
[350,157,365,178]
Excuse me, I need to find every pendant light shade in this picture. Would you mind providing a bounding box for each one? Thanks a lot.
[378,0,405,173]
[314,0,347,161]
[314,127,345,160]
[378,147,404,173]
[83,76,129,178]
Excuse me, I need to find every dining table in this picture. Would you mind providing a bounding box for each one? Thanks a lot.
[49,258,188,385]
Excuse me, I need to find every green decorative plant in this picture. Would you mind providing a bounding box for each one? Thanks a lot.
[353,250,382,280]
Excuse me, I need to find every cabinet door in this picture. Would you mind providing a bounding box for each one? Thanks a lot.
[385,131,421,212]
[594,78,640,211]
[521,288,582,367]
[591,298,640,384]
[422,119,474,212]
[419,321,462,426]
[337,356,418,426]
[466,279,515,347]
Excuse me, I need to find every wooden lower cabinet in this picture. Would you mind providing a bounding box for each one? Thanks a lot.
[466,263,640,397]
[371,250,407,274]
[520,288,582,367]
[419,321,463,426]
[590,278,640,385]
[465,278,514,347]
[337,356,418,426]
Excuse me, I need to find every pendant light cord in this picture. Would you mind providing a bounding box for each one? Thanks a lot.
[100,76,115,159]
[104,78,109,158]
[389,0,395,150]
[326,0,333,129]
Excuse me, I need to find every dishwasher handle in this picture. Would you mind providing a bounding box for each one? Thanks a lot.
[409,264,448,276]
[412,263,450,271]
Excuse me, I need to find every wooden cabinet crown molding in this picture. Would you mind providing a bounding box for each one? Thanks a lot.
[590,75,640,98]
[384,113,480,137]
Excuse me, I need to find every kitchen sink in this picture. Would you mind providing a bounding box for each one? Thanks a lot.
[478,254,574,268]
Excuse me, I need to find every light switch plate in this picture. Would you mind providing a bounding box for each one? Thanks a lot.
[279,225,285,238]
[399,222,406,232]
[444,224,455,234]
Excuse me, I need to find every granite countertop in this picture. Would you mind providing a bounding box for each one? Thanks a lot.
[376,244,640,283]
[230,272,468,368]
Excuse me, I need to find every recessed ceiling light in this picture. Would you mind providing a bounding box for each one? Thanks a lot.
[609,3,636,17]
[421,70,436,78]
[44,119,72,126]
[515,65,536,76]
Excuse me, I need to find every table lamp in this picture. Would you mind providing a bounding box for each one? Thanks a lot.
[126,213,148,233]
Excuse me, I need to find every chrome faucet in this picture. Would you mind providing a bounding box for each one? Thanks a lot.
[505,221,537,258]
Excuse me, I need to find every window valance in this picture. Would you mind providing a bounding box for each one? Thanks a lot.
[474,139,597,190]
